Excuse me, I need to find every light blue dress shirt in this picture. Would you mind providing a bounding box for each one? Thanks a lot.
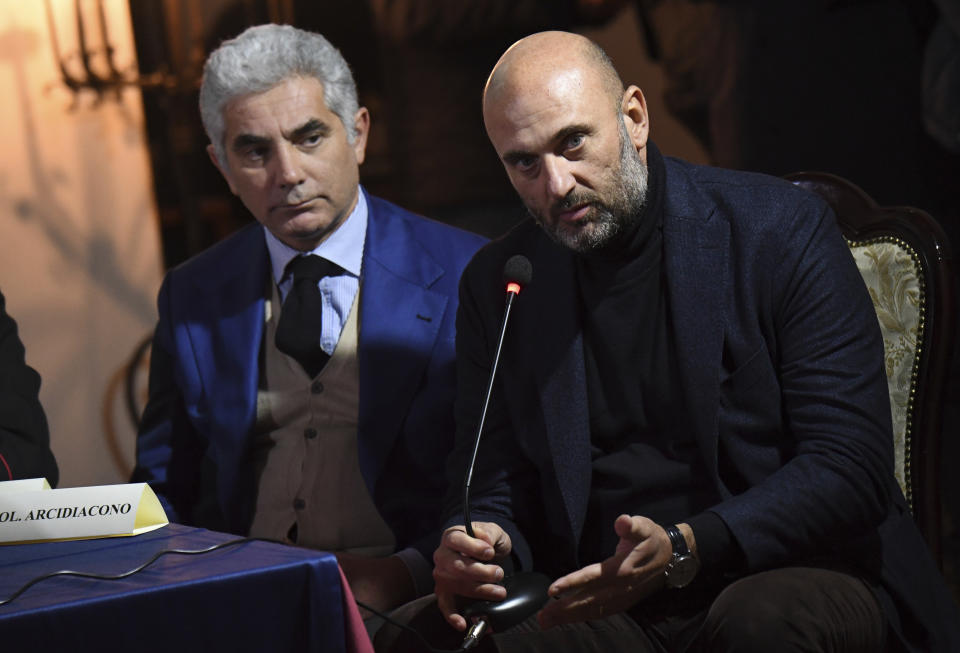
[264,190,367,356]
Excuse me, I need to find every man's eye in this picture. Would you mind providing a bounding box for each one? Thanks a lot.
[565,134,584,151]
[515,156,537,172]
[301,133,323,147]
[244,147,268,162]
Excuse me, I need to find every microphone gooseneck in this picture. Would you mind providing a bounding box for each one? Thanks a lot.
[463,254,532,537]
[459,255,549,648]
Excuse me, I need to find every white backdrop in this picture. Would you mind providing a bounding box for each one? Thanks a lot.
[0,0,162,487]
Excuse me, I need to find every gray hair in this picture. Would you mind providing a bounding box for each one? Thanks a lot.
[199,24,359,167]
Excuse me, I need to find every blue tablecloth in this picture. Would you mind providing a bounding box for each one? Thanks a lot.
[0,523,364,652]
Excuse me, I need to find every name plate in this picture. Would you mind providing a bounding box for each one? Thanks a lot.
[0,480,168,544]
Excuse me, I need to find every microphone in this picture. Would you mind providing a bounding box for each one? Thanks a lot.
[462,254,531,535]
[459,255,550,649]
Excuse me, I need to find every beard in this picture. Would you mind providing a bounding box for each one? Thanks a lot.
[529,123,648,253]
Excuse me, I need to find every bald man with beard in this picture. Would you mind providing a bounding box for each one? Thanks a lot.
[389,31,960,653]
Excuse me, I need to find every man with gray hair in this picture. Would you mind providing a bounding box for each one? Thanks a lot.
[132,24,485,615]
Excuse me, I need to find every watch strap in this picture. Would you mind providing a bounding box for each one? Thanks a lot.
[665,525,690,556]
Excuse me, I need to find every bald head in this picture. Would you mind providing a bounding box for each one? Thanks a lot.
[480,31,651,253]
[483,31,624,122]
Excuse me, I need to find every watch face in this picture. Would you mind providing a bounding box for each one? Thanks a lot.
[665,554,700,588]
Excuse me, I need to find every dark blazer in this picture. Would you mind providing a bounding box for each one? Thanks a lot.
[450,159,960,651]
[0,290,58,485]
[133,191,486,561]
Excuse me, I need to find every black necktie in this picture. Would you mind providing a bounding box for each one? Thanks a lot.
[275,255,340,377]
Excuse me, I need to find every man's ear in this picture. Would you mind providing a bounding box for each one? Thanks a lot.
[621,85,650,158]
[351,107,371,166]
[207,144,238,195]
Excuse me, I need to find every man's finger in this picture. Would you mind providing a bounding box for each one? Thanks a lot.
[442,527,498,561]
[435,551,505,585]
[548,562,603,597]
[466,522,512,558]
[433,571,508,600]
[476,522,512,556]
[614,514,646,539]
[539,588,607,629]
[436,591,467,632]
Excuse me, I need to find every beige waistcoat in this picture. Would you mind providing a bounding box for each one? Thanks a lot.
[247,282,395,555]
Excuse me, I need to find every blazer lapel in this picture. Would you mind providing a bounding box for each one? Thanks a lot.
[512,236,592,554]
[662,182,728,488]
[186,225,267,518]
[357,201,448,486]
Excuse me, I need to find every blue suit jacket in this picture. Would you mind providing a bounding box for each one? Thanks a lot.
[133,191,486,561]
[450,159,960,651]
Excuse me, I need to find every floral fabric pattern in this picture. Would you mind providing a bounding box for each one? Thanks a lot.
[848,239,923,509]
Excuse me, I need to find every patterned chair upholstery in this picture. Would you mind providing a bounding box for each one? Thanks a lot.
[786,172,956,567]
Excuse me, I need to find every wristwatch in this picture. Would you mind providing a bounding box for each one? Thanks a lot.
[663,525,700,589]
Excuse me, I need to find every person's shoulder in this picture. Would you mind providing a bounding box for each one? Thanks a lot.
[367,195,487,273]
[665,157,824,213]
[663,157,831,238]
[164,222,265,285]
[367,194,487,241]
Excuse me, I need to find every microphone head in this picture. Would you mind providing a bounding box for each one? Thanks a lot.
[502,255,533,294]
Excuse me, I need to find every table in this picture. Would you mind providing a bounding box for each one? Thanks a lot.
[0,523,373,653]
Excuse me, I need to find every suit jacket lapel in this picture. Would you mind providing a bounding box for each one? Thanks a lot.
[515,236,592,552]
[661,168,728,487]
[186,225,267,519]
[357,198,448,486]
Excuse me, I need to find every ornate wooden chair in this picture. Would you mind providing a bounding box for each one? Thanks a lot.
[785,172,956,567]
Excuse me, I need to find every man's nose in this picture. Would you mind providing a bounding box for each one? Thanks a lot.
[274,143,305,188]
[543,156,575,200]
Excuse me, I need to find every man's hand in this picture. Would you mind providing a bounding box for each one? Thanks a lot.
[335,552,415,617]
[538,514,674,629]
[433,522,512,631]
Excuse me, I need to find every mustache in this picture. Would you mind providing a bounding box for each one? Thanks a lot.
[550,191,599,219]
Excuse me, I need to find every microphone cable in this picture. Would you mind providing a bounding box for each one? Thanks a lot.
[355,599,480,653]
[0,536,275,608]
[1,539,474,652]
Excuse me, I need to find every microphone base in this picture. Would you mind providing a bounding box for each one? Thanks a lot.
[459,571,552,634]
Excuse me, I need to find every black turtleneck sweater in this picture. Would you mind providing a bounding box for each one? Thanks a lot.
[575,142,738,574]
